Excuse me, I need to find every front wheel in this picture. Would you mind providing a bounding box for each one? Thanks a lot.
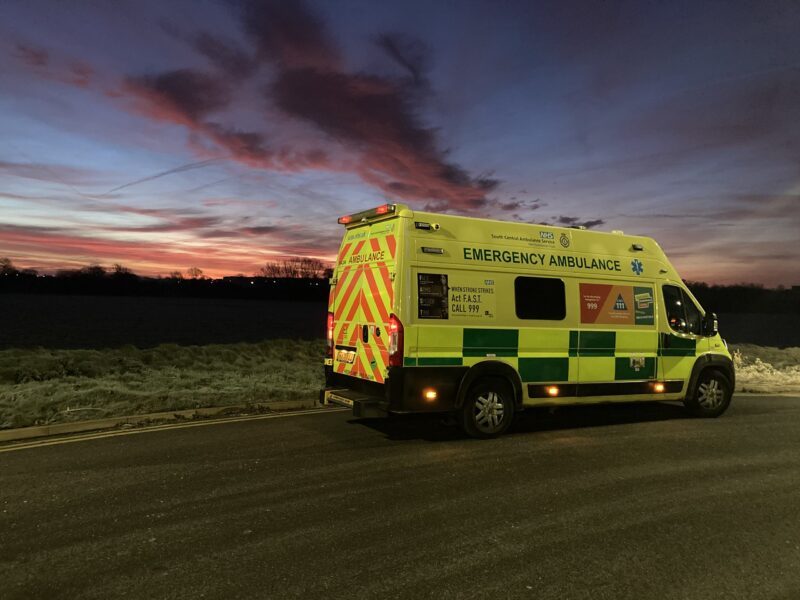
[460,377,516,438]
[684,369,732,418]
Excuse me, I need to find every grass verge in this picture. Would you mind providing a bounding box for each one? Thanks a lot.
[0,340,324,429]
[1,341,797,430]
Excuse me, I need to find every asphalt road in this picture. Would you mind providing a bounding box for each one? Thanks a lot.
[2,396,799,600]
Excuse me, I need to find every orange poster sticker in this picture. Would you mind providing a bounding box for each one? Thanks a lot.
[580,283,655,325]
[580,283,635,325]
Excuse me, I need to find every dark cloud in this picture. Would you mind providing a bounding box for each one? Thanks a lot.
[269,58,497,209]
[241,0,340,70]
[376,33,431,87]
[241,225,277,235]
[192,32,257,79]
[122,71,278,168]
[495,198,544,212]
[241,0,497,210]
[556,215,606,229]
[579,219,605,229]
[14,43,48,67]
[125,69,230,121]
[202,124,271,162]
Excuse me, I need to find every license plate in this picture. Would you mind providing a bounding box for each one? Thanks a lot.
[336,349,356,364]
[328,393,353,408]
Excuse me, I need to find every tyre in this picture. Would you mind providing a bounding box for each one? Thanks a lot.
[460,377,516,438]
[684,369,732,418]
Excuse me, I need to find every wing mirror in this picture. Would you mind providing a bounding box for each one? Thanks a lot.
[702,312,718,337]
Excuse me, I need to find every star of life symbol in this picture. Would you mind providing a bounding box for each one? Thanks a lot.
[631,259,644,276]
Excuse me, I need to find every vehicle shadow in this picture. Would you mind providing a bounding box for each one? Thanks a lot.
[351,402,691,442]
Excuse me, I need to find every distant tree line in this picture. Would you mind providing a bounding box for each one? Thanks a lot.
[686,281,799,315]
[259,257,331,279]
[2,257,798,312]
[0,258,330,302]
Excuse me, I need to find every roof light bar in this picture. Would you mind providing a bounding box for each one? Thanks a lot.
[337,204,396,225]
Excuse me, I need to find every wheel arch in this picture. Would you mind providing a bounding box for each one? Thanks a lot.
[686,353,735,401]
[455,360,524,409]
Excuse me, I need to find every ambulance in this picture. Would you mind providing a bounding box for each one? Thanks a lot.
[321,203,734,438]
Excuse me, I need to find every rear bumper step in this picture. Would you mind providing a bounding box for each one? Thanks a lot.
[321,388,388,418]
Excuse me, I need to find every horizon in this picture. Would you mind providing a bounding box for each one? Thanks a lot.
[2,255,798,291]
[1,1,799,285]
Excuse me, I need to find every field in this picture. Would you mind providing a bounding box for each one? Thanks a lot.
[0,294,327,349]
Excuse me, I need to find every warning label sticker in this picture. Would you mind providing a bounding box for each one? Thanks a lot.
[580,283,654,325]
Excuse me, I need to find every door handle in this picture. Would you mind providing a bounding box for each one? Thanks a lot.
[362,324,369,343]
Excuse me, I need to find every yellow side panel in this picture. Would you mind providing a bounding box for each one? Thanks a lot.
[661,356,695,381]
[615,329,658,353]
[518,328,571,354]
[579,357,616,382]
[417,325,461,353]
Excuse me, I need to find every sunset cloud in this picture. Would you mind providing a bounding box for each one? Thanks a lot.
[126,0,499,211]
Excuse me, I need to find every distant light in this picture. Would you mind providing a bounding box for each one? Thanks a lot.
[654,382,665,393]
[423,388,437,401]
[546,386,559,397]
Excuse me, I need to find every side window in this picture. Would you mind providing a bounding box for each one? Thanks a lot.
[662,285,686,333]
[418,273,449,319]
[681,290,702,335]
[515,277,566,320]
[662,285,703,335]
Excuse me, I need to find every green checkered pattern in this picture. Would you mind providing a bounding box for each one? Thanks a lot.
[404,327,696,383]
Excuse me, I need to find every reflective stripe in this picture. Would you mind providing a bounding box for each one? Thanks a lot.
[331,230,397,384]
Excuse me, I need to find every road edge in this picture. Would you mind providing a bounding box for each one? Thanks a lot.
[0,399,321,443]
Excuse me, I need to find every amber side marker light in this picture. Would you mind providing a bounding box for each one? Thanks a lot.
[423,388,438,401]
[654,383,666,393]
[546,386,560,397]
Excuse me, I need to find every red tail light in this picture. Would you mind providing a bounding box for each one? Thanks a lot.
[388,314,404,367]
[326,312,334,357]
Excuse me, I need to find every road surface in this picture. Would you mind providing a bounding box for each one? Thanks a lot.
[2,396,799,599]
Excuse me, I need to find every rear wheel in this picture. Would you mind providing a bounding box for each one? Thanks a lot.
[684,369,732,417]
[460,377,516,438]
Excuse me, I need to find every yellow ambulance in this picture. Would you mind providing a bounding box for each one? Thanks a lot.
[321,203,734,438]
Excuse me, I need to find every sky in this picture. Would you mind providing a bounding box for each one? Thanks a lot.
[1,0,799,285]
